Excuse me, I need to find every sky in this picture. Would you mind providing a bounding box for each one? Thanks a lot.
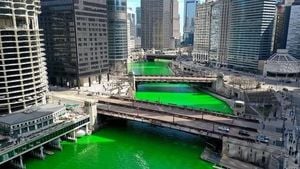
[127,0,185,35]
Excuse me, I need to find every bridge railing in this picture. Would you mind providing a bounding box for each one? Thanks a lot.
[98,99,258,132]
[133,75,218,78]
[97,107,256,142]
[109,96,260,124]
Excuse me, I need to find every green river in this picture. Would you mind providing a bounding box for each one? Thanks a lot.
[23,60,232,169]
[25,122,213,169]
[129,60,233,114]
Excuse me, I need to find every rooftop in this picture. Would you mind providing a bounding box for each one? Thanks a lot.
[268,49,298,62]
[265,49,300,74]
[0,104,65,125]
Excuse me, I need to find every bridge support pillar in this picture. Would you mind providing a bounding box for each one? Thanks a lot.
[48,138,62,151]
[67,131,77,142]
[30,146,45,160]
[39,146,45,160]
[10,156,26,169]
[84,101,97,131]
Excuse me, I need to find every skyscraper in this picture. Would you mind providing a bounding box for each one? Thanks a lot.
[193,1,212,62]
[183,0,198,46]
[210,0,230,66]
[40,0,109,87]
[173,0,181,47]
[193,0,230,66]
[135,7,142,49]
[286,0,300,59]
[273,2,291,52]
[141,0,180,49]
[136,7,141,38]
[0,0,48,114]
[127,8,136,53]
[227,0,276,72]
[107,0,128,73]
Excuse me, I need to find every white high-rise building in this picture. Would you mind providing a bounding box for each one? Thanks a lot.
[193,0,230,66]
[127,8,135,54]
[0,0,48,114]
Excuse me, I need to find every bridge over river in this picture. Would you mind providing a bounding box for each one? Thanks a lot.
[125,75,221,91]
[134,75,218,83]
[97,97,261,142]
[145,54,177,61]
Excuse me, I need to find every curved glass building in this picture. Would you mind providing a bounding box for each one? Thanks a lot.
[107,0,128,73]
[0,0,48,114]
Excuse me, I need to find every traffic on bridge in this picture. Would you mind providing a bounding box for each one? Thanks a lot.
[97,97,264,142]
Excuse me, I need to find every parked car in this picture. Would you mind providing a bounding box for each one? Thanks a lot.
[238,130,250,136]
[218,126,230,132]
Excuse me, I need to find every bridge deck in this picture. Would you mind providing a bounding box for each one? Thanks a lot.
[98,97,259,130]
[134,76,217,83]
[97,98,261,142]
[98,103,257,142]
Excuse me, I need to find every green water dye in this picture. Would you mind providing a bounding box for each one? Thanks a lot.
[26,122,213,169]
[136,83,233,114]
[127,60,173,76]
[129,60,233,114]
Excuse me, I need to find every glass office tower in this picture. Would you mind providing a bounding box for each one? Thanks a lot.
[107,0,128,73]
[227,0,276,72]
[183,0,198,45]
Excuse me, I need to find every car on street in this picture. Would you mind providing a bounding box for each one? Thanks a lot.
[238,130,250,136]
[218,126,230,132]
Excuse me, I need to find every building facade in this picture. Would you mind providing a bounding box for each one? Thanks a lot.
[172,0,181,47]
[273,2,291,52]
[40,0,109,87]
[183,0,198,46]
[0,0,48,114]
[286,0,300,59]
[193,1,212,63]
[107,0,128,73]
[227,0,276,72]
[141,0,180,49]
[127,8,135,54]
[193,0,230,66]
[135,7,141,38]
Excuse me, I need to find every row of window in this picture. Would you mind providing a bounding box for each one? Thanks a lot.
[77,22,106,27]
[11,114,53,129]
[78,56,108,61]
